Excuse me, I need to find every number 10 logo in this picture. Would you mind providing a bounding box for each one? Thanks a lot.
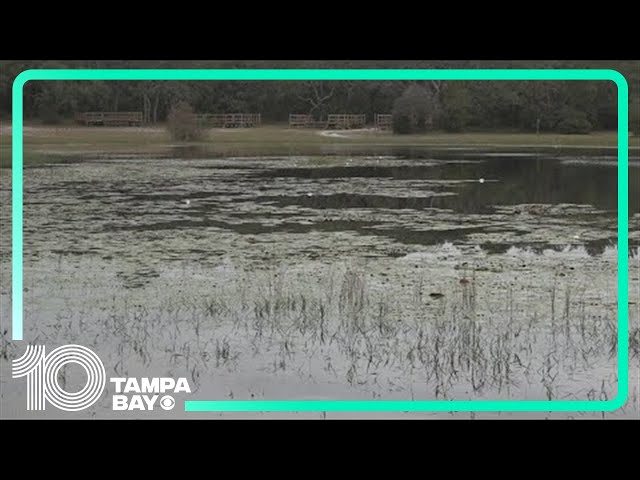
[12,345,106,411]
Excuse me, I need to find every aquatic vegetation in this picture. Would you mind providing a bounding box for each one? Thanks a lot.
[1,152,637,418]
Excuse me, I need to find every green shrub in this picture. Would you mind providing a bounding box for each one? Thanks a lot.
[392,114,411,134]
[166,101,202,141]
[630,100,640,136]
[39,103,62,125]
[438,83,471,132]
[556,108,592,134]
[392,85,435,134]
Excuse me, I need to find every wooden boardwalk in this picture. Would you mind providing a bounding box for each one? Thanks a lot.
[326,114,366,130]
[197,113,261,128]
[73,111,379,131]
[75,112,143,126]
[375,114,392,131]
[290,113,369,130]
[288,114,330,128]
[289,114,313,128]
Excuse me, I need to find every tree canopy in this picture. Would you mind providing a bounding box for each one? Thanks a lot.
[1,59,638,133]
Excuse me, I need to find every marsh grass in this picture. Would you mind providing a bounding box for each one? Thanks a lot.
[13,261,625,403]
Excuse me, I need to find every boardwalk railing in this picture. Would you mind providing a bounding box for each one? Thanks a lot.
[197,113,261,128]
[289,114,313,128]
[375,114,392,131]
[288,114,332,128]
[326,114,366,130]
[75,112,143,126]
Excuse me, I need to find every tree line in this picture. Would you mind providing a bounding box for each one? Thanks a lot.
[1,60,638,134]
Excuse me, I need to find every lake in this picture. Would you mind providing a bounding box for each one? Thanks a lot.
[1,150,638,418]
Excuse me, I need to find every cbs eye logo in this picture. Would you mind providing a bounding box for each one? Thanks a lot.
[160,395,176,410]
[12,344,106,411]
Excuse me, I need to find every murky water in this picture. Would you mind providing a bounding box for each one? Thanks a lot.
[3,152,638,269]
[1,150,638,418]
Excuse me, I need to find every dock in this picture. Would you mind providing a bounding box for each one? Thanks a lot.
[375,114,392,131]
[75,112,143,126]
[197,113,261,128]
[326,114,366,130]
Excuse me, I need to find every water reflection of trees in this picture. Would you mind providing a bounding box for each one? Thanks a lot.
[421,158,634,215]
[256,155,638,215]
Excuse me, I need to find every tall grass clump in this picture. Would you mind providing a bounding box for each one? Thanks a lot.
[166,101,202,142]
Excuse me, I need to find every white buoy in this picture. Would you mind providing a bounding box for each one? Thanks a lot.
[479,178,485,184]
[185,199,191,205]
[307,193,313,197]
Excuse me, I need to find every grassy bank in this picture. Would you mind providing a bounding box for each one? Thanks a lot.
[1,124,637,168]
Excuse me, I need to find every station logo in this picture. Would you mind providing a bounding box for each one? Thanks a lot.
[12,344,190,412]
[110,377,190,411]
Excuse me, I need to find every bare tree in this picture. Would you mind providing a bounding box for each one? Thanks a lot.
[297,82,336,118]
[141,82,163,124]
[430,80,444,96]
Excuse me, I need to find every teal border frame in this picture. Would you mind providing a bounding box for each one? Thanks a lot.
[10,69,629,412]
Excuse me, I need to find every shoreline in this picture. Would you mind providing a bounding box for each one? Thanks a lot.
[1,125,638,168]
